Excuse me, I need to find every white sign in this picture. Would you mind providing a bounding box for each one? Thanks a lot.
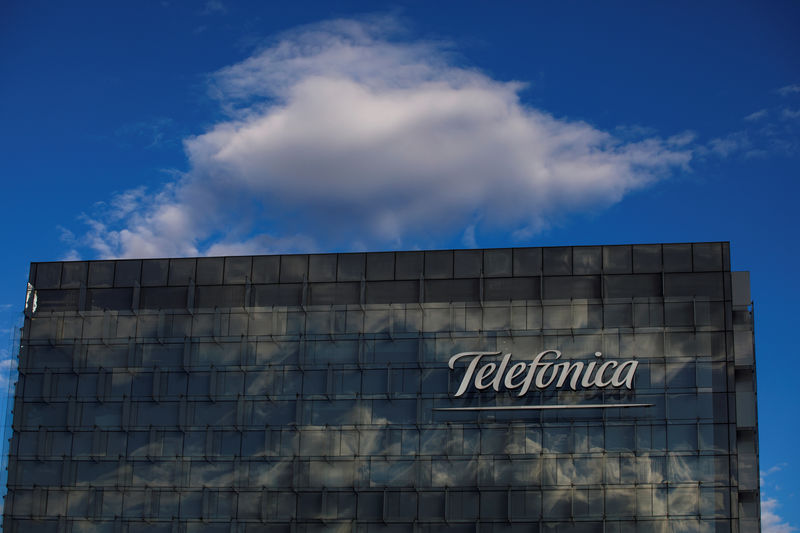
[448,350,638,397]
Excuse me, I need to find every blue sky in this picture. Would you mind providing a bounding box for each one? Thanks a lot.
[1,1,799,528]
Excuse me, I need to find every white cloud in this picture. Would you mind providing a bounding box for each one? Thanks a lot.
[73,17,693,259]
[201,0,226,15]
[777,84,800,96]
[782,109,800,120]
[745,109,769,121]
[763,497,798,533]
[461,224,477,248]
[706,131,752,158]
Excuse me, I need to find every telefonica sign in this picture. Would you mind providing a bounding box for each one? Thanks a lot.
[441,350,652,411]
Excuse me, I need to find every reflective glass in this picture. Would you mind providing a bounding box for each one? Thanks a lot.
[10,246,752,530]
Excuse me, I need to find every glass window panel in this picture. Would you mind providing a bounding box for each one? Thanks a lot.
[396,252,424,280]
[487,277,540,302]
[667,424,697,451]
[223,257,251,284]
[418,491,445,520]
[485,249,513,277]
[667,362,695,387]
[605,426,634,452]
[633,244,663,274]
[664,273,724,298]
[252,284,302,307]
[484,306,510,330]
[606,488,635,517]
[480,490,507,519]
[195,286,244,308]
[167,258,195,286]
[605,303,633,328]
[88,262,115,288]
[195,257,223,285]
[573,247,601,274]
[510,490,541,520]
[665,302,693,327]
[543,305,571,329]
[543,276,600,299]
[509,249,545,279]
[543,427,571,453]
[446,490,479,521]
[663,244,692,272]
[252,256,280,283]
[307,254,337,282]
[139,259,168,286]
[542,248,571,276]
[425,279,479,303]
[364,252,394,281]
[605,274,661,298]
[279,255,307,283]
[668,486,698,516]
[693,243,722,272]
[34,289,80,312]
[637,455,666,483]
[35,262,63,289]
[603,246,632,274]
[356,492,383,520]
[542,489,571,519]
[424,250,453,279]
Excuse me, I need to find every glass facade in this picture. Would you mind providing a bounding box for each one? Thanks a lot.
[3,243,761,532]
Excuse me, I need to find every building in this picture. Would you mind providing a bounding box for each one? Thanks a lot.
[3,243,760,532]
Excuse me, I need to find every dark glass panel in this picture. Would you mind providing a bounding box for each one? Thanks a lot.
[35,289,80,311]
[141,259,169,286]
[663,244,692,272]
[365,281,418,304]
[543,276,600,299]
[114,260,141,287]
[633,244,663,273]
[308,254,337,282]
[337,253,366,281]
[543,247,571,275]
[196,257,224,285]
[484,277,540,301]
[279,255,308,283]
[424,279,479,303]
[573,247,602,274]
[88,261,115,288]
[484,249,513,277]
[722,242,731,271]
[251,256,280,283]
[168,259,196,286]
[693,243,723,272]
[664,273,724,298]
[604,303,633,327]
[396,252,424,280]
[366,252,395,281]
[88,288,133,311]
[454,249,482,278]
[61,262,88,288]
[308,282,360,305]
[195,286,245,309]
[140,287,187,310]
[357,492,383,520]
[424,250,453,279]
[223,257,251,284]
[513,248,542,276]
[35,262,62,289]
[542,489,571,519]
[604,274,662,298]
[602,245,632,274]
[252,284,302,307]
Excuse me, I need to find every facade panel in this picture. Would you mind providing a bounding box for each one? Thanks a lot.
[4,243,760,531]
